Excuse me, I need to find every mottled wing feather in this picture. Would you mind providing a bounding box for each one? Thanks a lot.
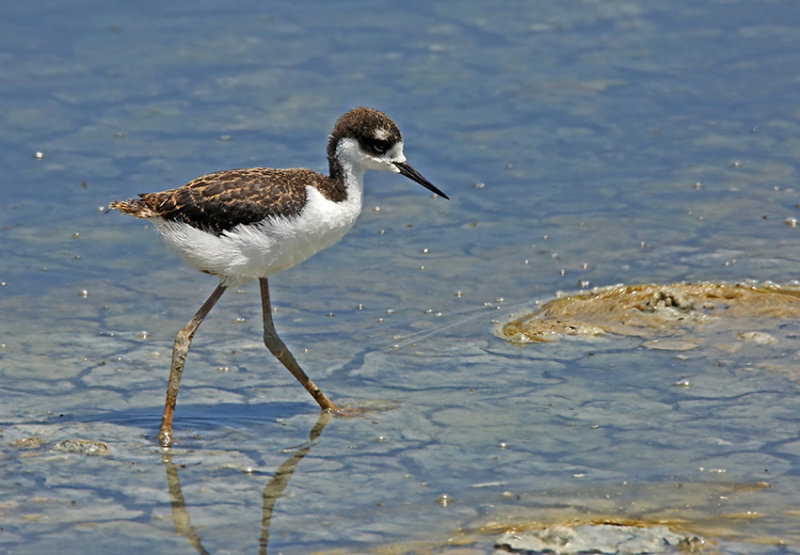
[136,168,327,235]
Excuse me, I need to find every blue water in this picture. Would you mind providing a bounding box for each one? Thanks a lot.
[3,1,800,552]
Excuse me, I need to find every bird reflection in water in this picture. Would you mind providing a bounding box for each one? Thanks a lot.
[162,412,332,554]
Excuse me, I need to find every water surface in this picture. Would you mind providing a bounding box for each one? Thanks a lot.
[2,1,800,552]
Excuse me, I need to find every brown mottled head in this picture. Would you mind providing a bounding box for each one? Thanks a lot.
[327,107,449,200]
[327,107,402,163]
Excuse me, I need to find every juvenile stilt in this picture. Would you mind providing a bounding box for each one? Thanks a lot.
[111,107,448,445]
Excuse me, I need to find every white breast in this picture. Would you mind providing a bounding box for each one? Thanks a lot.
[152,184,363,287]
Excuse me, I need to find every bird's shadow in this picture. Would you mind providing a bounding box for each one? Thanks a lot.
[59,400,313,443]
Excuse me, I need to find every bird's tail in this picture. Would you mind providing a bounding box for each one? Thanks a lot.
[108,198,157,218]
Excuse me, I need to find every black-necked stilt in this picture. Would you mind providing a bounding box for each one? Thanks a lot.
[110,107,448,446]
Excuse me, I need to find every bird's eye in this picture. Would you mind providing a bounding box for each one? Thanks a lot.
[368,139,390,155]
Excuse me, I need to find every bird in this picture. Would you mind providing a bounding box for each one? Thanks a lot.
[110,107,449,447]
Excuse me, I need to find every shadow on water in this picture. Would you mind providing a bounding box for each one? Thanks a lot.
[65,401,309,436]
[163,411,332,554]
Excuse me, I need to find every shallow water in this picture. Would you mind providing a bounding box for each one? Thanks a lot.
[3,1,800,553]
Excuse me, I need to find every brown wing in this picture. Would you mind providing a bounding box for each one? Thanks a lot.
[124,168,331,235]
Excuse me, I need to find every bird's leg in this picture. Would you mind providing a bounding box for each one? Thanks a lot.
[259,277,340,412]
[159,284,227,447]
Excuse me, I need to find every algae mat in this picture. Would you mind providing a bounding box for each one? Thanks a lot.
[500,282,800,345]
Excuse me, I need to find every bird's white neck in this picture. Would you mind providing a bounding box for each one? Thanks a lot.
[331,138,370,203]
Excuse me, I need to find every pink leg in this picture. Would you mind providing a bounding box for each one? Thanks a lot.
[259,278,339,412]
[159,284,226,447]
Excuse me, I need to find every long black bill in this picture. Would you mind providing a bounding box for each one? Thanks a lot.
[395,161,449,200]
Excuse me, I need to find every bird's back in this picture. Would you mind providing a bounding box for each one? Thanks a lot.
[111,167,345,235]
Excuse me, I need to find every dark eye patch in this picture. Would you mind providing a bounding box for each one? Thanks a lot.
[364,138,392,155]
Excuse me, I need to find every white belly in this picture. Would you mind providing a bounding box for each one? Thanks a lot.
[152,185,362,286]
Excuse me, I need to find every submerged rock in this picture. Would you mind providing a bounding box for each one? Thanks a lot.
[12,437,46,449]
[501,282,800,343]
[494,522,705,554]
[52,439,109,456]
